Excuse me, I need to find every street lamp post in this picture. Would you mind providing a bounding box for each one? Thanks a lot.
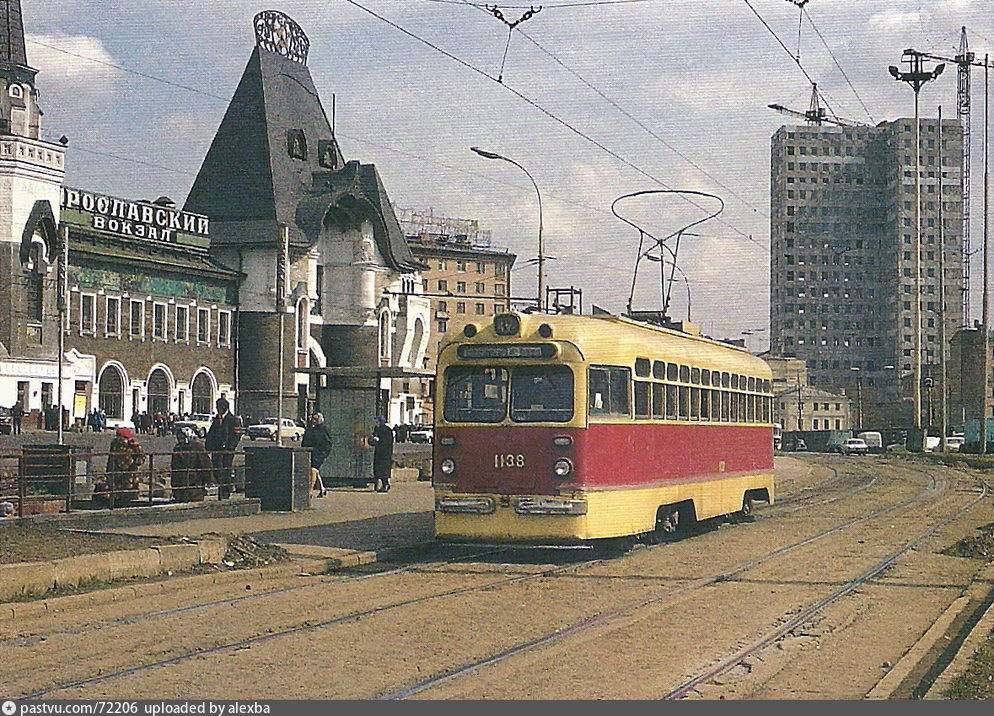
[851,367,863,432]
[890,52,944,450]
[471,147,544,311]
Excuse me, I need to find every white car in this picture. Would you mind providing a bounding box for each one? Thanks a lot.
[840,438,869,456]
[408,425,433,444]
[945,436,965,452]
[174,413,213,438]
[246,417,304,441]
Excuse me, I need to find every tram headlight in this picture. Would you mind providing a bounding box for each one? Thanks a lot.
[440,458,456,475]
[553,458,573,478]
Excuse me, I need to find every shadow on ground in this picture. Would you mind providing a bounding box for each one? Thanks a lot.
[251,511,434,553]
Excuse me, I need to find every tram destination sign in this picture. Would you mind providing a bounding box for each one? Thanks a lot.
[60,187,210,242]
[457,343,557,360]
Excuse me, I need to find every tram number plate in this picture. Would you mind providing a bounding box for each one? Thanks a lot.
[495,453,525,469]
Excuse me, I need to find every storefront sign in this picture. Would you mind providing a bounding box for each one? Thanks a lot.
[60,187,210,242]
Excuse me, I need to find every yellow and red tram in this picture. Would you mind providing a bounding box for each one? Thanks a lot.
[433,311,775,544]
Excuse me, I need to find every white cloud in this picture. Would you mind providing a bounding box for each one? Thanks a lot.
[27,33,118,101]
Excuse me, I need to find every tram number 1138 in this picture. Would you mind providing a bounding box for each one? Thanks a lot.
[495,454,526,469]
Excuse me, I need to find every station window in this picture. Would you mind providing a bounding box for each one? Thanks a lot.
[80,294,95,335]
[175,305,189,341]
[129,300,144,338]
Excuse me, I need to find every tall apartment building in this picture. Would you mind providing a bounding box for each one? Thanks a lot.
[770,118,964,427]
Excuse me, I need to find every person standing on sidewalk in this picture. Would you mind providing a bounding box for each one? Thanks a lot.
[301,413,332,497]
[205,397,240,499]
[11,401,23,435]
[370,416,394,492]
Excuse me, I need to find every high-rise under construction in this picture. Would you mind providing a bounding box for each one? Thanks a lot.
[769,118,964,427]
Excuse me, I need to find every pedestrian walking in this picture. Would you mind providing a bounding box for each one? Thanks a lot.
[370,416,394,492]
[11,401,23,435]
[301,413,332,497]
[170,429,212,502]
[205,397,240,499]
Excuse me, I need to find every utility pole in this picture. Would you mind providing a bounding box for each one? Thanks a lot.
[57,224,69,446]
[796,373,804,431]
[939,106,949,452]
[982,56,991,455]
[276,225,289,448]
[890,51,945,449]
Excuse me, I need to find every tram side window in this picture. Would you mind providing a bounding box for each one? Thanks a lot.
[747,394,756,422]
[721,390,730,422]
[635,358,651,378]
[711,390,721,420]
[588,366,631,417]
[667,363,678,382]
[444,366,509,423]
[652,383,664,418]
[729,391,739,422]
[690,387,700,420]
[678,386,690,419]
[634,381,650,418]
[700,388,710,420]
[665,384,678,419]
[653,361,666,379]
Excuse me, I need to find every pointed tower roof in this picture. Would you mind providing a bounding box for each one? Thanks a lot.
[0,0,28,69]
[186,10,422,272]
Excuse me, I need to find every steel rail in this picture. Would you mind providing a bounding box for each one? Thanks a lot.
[662,474,989,700]
[2,545,508,650]
[21,553,612,699]
[378,464,945,699]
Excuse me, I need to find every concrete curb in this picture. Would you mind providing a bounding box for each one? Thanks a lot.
[0,498,261,531]
[865,596,972,699]
[924,565,994,699]
[273,543,378,569]
[0,556,328,623]
[0,536,228,603]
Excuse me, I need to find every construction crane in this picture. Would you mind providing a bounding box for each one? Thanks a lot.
[906,27,978,326]
[768,83,865,127]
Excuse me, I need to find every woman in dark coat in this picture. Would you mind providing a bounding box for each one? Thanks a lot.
[301,413,332,497]
[370,416,394,492]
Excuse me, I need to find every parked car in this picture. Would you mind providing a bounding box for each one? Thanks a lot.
[174,413,213,438]
[408,425,433,444]
[857,431,883,453]
[0,407,11,435]
[946,436,965,452]
[840,438,869,455]
[246,417,304,441]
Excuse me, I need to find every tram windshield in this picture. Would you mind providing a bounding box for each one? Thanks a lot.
[443,365,574,423]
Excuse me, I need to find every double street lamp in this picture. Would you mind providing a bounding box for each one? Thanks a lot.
[889,50,945,444]
[471,147,545,312]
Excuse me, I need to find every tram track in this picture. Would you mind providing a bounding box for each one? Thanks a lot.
[11,459,947,700]
[5,459,867,652]
[662,473,991,700]
[376,462,949,699]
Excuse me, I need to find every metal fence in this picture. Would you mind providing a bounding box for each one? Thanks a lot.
[0,446,247,518]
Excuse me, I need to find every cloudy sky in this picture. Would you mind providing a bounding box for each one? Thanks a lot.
[26,0,994,350]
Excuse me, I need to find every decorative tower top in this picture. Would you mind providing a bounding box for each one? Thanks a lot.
[253,10,309,65]
[0,0,27,69]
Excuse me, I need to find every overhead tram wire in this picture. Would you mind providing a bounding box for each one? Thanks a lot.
[425,0,661,8]
[801,8,875,123]
[339,0,763,247]
[740,0,841,120]
[451,0,768,219]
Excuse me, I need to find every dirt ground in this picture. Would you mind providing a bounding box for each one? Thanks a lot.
[2,456,993,700]
[0,524,160,564]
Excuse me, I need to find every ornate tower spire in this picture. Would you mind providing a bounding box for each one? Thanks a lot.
[0,0,28,69]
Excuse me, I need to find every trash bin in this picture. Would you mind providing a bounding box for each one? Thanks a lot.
[243,446,311,511]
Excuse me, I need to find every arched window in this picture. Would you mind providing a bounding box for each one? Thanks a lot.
[191,372,214,415]
[378,310,391,365]
[25,240,45,322]
[98,366,125,419]
[408,317,424,365]
[296,298,308,350]
[147,368,171,415]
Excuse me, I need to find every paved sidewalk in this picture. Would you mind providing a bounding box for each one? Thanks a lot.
[108,481,435,554]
